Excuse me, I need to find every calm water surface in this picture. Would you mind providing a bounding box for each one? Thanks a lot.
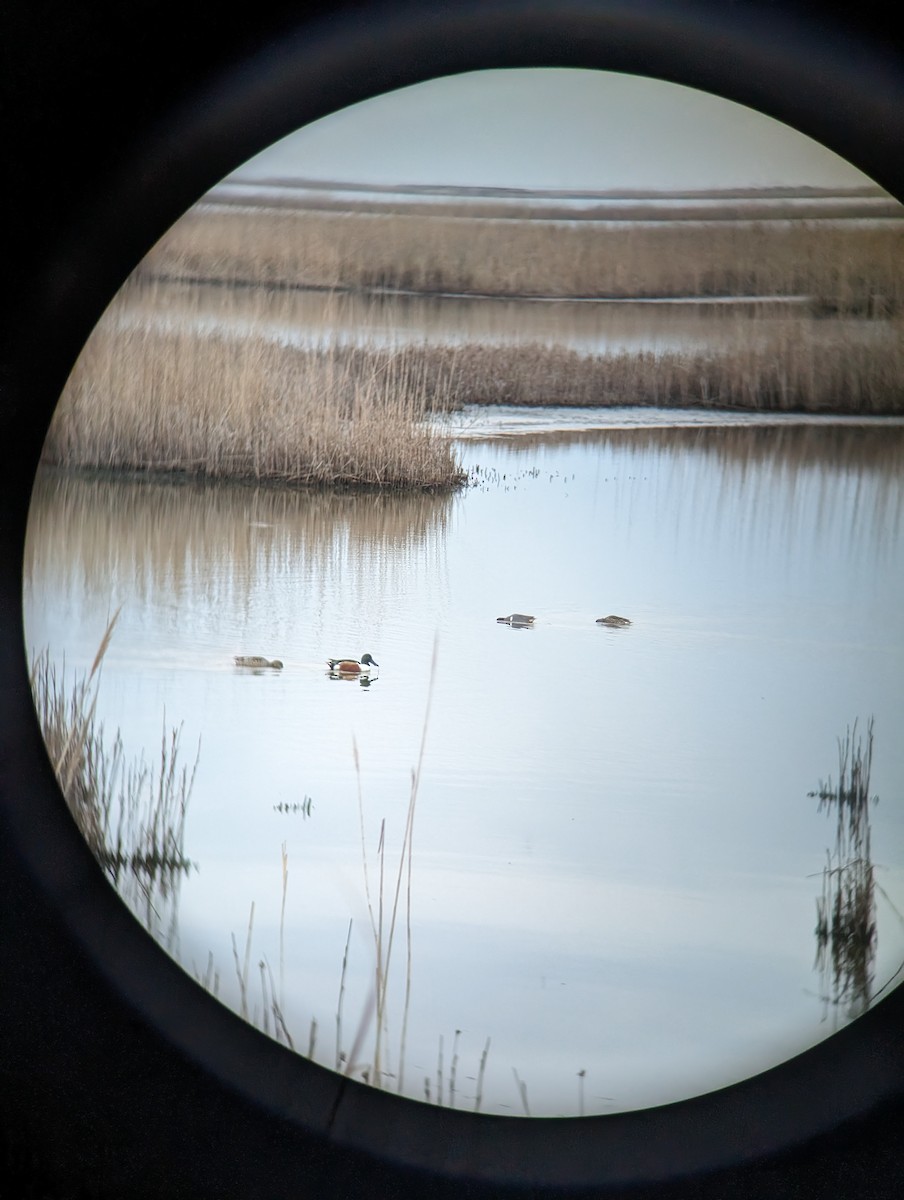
[23,414,904,1116]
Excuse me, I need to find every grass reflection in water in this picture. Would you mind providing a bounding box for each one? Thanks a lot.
[29,611,198,948]
[809,718,904,1020]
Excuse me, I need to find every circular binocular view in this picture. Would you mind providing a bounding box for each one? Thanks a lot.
[22,69,904,1118]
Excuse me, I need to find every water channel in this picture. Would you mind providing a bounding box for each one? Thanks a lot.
[23,411,904,1116]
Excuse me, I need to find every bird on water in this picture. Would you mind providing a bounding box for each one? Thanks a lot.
[326,653,379,675]
[496,614,535,626]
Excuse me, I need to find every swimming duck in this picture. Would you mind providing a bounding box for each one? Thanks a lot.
[497,614,535,626]
[326,653,379,675]
[234,656,284,668]
[595,615,631,627]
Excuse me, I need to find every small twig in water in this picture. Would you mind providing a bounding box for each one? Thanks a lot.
[336,918,353,1071]
[513,1068,531,1117]
[279,842,288,1014]
[449,1029,461,1110]
[474,1038,491,1114]
[264,958,294,1050]
[231,934,246,1018]
[259,960,270,1037]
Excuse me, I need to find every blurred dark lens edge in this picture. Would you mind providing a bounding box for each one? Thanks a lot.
[2,3,903,1198]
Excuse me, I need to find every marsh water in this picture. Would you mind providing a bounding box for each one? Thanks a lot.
[23,411,904,1116]
[123,276,892,360]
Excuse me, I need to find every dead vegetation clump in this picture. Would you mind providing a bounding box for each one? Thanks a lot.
[45,318,465,489]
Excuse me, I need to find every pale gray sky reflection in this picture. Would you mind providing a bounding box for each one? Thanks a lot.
[236,68,872,191]
[23,422,904,1115]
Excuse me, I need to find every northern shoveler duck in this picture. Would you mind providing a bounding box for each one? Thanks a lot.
[596,615,631,627]
[234,656,284,668]
[326,653,379,675]
[497,613,535,626]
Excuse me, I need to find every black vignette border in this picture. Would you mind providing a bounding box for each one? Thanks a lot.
[2,2,904,1199]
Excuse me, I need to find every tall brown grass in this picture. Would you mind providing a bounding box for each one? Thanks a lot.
[140,200,904,310]
[414,320,904,413]
[44,288,904,487]
[28,614,198,943]
[43,192,904,487]
[45,313,465,489]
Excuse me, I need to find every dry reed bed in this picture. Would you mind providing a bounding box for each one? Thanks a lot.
[45,302,904,485]
[140,202,904,309]
[418,321,904,412]
[46,320,464,489]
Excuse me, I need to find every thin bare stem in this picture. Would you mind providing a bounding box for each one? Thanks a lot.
[392,636,439,1090]
[231,933,247,1020]
[475,1038,491,1114]
[513,1068,531,1117]
[259,960,270,1038]
[336,918,353,1071]
[279,841,288,1014]
[354,737,378,945]
[449,1030,460,1110]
